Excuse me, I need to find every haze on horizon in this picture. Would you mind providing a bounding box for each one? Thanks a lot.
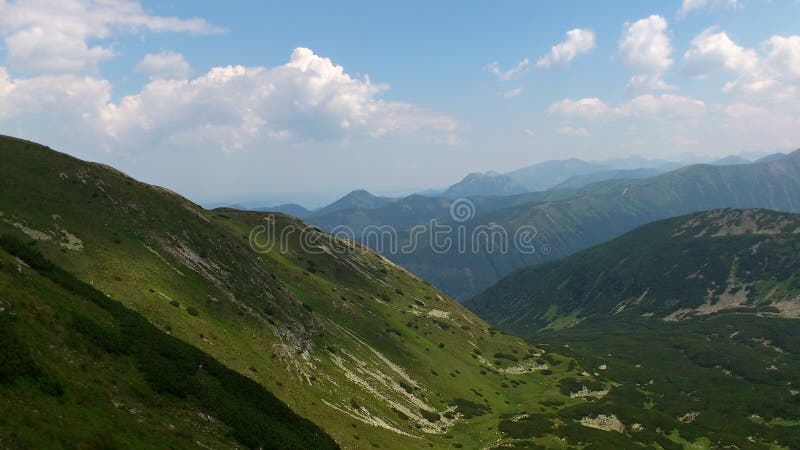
[1,0,799,205]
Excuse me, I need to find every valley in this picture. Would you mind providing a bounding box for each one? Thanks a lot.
[302,152,800,300]
[0,136,595,448]
[3,135,799,448]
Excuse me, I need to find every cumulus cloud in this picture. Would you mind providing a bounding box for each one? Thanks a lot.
[0,69,109,135]
[548,94,706,120]
[0,48,459,151]
[619,94,706,117]
[679,0,739,18]
[765,36,800,82]
[619,15,673,90]
[683,29,800,100]
[536,28,596,69]
[556,125,588,136]
[0,0,224,74]
[484,58,530,81]
[682,28,758,77]
[135,51,191,80]
[548,98,613,120]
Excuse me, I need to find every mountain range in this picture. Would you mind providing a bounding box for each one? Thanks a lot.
[304,150,800,300]
[3,135,800,448]
[253,152,774,225]
[441,171,528,198]
[433,156,683,199]
[0,135,610,448]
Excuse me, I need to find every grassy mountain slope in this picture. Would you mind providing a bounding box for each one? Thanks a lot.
[466,209,800,449]
[467,208,800,333]
[509,314,800,449]
[396,152,800,300]
[0,233,337,449]
[0,135,609,448]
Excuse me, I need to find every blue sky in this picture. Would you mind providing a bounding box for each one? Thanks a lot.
[1,0,799,206]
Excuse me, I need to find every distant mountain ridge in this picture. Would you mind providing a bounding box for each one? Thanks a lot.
[712,155,751,165]
[440,156,683,198]
[259,202,311,217]
[505,158,611,192]
[233,153,773,220]
[548,167,667,191]
[255,189,396,218]
[311,189,395,216]
[756,153,788,163]
[390,149,800,299]
[299,150,800,300]
[442,171,527,198]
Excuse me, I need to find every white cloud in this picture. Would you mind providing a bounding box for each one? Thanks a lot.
[135,51,191,80]
[0,48,458,151]
[682,29,800,100]
[682,28,757,77]
[523,128,535,137]
[548,94,706,120]
[548,97,613,120]
[764,36,800,82]
[484,58,530,81]
[0,0,224,74]
[0,67,110,120]
[536,28,596,69]
[619,94,706,117]
[619,15,673,90]
[556,125,588,136]
[679,0,739,18]
[500,86,524,98]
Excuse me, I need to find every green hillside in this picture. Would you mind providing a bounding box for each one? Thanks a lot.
[500,314,800,449]
[0,135,601,448]
[0,233,337,449]
[465,209,800,448]
[467,208,800,333]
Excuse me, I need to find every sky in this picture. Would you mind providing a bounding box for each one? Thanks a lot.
[1,0,799,206]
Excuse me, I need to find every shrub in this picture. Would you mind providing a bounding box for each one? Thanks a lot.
[452,398,490,419]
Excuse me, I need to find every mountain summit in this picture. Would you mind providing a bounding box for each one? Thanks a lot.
[443,171,527,198]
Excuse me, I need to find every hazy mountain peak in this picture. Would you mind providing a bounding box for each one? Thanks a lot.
[443,171,527,198]
[712,155,751,165]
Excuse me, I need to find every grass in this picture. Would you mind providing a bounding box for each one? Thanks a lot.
[0,233,337,449]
